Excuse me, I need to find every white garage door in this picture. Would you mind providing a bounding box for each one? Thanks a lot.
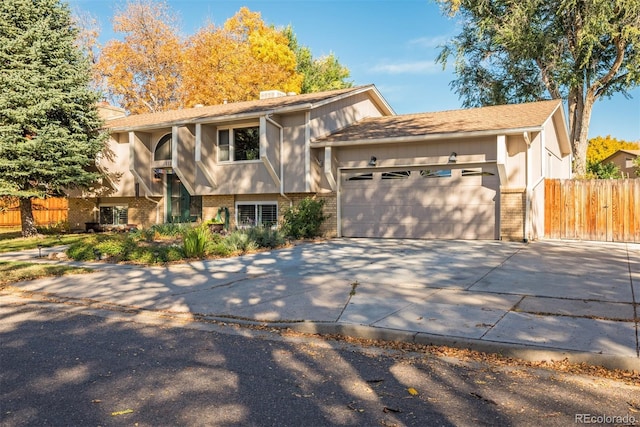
[340,167,499,239]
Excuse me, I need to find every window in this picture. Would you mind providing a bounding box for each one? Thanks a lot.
[236,203,277,228]
[218,125,259,162]
[420,169,451,178]
[99,205,128,226]
[461,168,495,176]
[154,134,172,161]
[347,173,373,181]
[382,171,411,179]
[218,129,230,162]
[626,157,635,169]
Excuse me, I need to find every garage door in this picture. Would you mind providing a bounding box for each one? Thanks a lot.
[340,167,499,239]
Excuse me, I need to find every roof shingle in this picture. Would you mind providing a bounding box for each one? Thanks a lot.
[105,86,371,131]
[314,99,562,144]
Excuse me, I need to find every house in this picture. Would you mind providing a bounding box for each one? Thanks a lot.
[68,84,572,241]
[601,149,640,178]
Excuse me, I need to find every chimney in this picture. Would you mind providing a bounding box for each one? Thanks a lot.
[259,90,287,100]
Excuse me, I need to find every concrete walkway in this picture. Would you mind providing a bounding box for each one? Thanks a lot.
[1,239,638,371]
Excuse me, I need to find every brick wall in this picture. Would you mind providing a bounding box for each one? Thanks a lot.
[128,197,163,227]
[500,188,525,241]
[202,195,235,228]
[67,198,97,231]
[279,193,337,238]
[68,197,164,230]
[69,192,339,235]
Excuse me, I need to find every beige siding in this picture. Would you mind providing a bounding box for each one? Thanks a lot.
[280,113,307,193]
[505,135,527,188]
[310,92,384,140]
[175,125,197,193]
[131,131,163,197]
[334,137,496,170]
[100,133,136,197]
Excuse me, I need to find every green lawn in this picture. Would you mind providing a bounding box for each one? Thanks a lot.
[0,229,91,253]
[0,261,93,287]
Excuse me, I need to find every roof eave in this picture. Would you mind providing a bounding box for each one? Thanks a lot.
[545,100,572,156]
[107,105,315,133]
[312,126,545,148]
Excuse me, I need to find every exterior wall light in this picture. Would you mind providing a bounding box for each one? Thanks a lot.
[368,156,377,166]
[448,152,457,163]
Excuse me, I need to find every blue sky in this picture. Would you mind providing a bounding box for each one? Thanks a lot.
[68,0,640,142]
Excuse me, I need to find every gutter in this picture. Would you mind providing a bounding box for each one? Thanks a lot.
[312,126,545,148]
[108,105,314,133]
[144,193,161,224]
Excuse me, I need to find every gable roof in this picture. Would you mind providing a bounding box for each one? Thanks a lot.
[105,85,393,131]
[313,99,565,146]
[602,149,640,163]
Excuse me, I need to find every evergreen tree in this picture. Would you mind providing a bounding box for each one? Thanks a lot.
[0,0,106,236]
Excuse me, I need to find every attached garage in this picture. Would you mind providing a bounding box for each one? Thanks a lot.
[339,166,499,239]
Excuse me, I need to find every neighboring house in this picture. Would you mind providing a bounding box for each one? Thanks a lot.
[68,85,572,241]
[601,149,640,178]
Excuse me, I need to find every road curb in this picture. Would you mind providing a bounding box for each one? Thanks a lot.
[280,321,640,372]
[3,291,638,372]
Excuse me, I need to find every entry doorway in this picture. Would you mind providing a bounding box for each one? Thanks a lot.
[166,172,202,223]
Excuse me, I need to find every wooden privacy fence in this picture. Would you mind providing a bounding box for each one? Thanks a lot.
[545,179,640,243]
[0,197,68,227]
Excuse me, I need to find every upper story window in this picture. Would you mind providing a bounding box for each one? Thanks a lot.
[218,125,259,162]
[154,134,172,161]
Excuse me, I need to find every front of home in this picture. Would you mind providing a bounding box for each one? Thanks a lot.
[68,85,572,241]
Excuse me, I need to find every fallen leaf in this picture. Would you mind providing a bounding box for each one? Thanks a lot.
[407,387,419,396]
[111,409,134,416]
[383,406,402,413]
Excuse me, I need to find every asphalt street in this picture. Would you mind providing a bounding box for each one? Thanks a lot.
[1,302,638,427]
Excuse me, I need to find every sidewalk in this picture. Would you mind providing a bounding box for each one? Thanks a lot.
[1,239,638,371]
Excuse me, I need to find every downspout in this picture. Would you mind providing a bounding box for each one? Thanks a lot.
[145,193,161,224]
[266,116,292,207]
[523,131,532,242]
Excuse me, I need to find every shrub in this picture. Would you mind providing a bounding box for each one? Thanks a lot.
[281,197,328,239]
[37,221,70,235]
[151,223,190,238]
[67,237,99,261]
[223,230,258,254]
[130,227,156,243]
[183,225,210,258]
[95,235,137,261]
[246,226,286,249]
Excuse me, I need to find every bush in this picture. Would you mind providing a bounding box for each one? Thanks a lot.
[281,197,328,239]
[183,225,210,258]
[37,221,70,235]
[223,230,258,254]
[67,237,99,261]
[130,227,156,243]
[150,223,190,238]
[95,235,137,261]
[246,226,286,249]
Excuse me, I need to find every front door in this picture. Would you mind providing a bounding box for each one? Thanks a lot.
[166,173,201,222]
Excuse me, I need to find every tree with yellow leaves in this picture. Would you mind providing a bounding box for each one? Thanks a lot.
[95,0,183,114]
[586,135,639,164]
[181,8,302,107]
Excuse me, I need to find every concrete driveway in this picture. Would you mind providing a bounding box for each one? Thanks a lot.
[1,238,638,369]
